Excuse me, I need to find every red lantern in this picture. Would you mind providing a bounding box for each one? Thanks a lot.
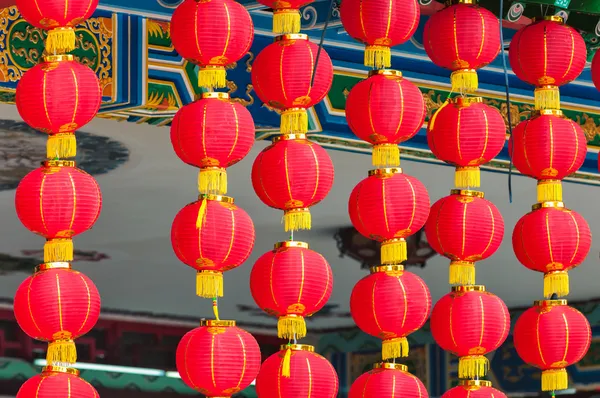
[15,161,102,263]
[13,264,101,365]
[425,190,504,285]
[350,265,431,360]
[513,202,591,298]
[427,97,506,188]
[348,168,430,265]
[345,70,426,167]
[509,110,586,202]
[430,286,510,379]
[509,16,586,109]
[171,194,255,298]
[442,380,507,398]
[251,134,334,232]
[256,344,339,397]
[423,2,500,93]
[17,367,99,398]
[170,0,254,89]
[170,92,255,195]
[251,34,333,135]
[176,320,261,396]
[16,0,99,54]
[514,300,591,392]
[256,0,313,34]
[340,0,420,68]
[250,241,333,340]
[349,363,428,398]
[16,55,101,159]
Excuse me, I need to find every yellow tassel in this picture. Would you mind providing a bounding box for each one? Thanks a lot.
[47,134,76,159]
[281,108,308,135]
[281,346,292,378]
[449,260,476,285]
[455,166,481,188]
[364,45,391,69]
[273,9,301,34]
[196,271,223,298]
[537,180,562,202]
[428,100,450,131]
[278,315,307,339]
[542,368,568,392]
[535,86,560,110]
[196,198,208,229]
[198,67,226,89]
[382,337,409,360]
[44,239,73,263]
[283,208,311,232]
[199,168,227,195]
[372,144,400,167]
[458,355,489,379]
[381,239,407,265]
[46,27,76,54]
[544,271,569,298]
[47,339,77,366]
[451,69,478,93]
[212,299,220,320]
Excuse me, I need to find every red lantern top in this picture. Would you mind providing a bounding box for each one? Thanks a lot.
[442,380,507,398]
[17,367,99,398]
[340,0,420,68]
[349,363,428,398]
[256,0,313,34]
[345,70,426,167]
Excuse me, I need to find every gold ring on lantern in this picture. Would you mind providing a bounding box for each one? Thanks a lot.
[200,320,236,327]
[198,194,234,204]
[452,285,486,293]
[370,265,404,274]
[368,168,402,177]
[458,380,492,388]
[42,366,80,376]
[534,299,567,307]
[280,344,314,352]
[275,241,309,250]
[450,189,485,199]
[44,54,74,63]
[273,132,307,142]
[368,69,403,78]
[275,33,308,42]
[532,16,564,24]
[35,262,71,273]
[532,201,565,211]
[450,96,483,107]
[533,109,563,118]
[373,362,408,371]
[200,92,230,100]
[447,0,475,4]
[42,160,75,168]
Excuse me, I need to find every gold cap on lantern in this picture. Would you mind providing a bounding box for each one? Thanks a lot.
[274,241,309,249]
[373,362,408,371]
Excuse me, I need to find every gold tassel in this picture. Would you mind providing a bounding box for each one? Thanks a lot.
[537,180,562,202]
[198,67,226,89]
[455,166,481,188]
[364,45,391,69]
[449,260,476,285]
[372,144,400,167]
[212,298,220,320]
[451,69,478,93]
[535,86,560,110]
[278,315,307,339]
[47,339,77,365]
[47,134,76,159]
[544,271,569,298]
[458,355,489,379]
[46,27,76,54]
[542,368,568,392]
[281,108,308,135]
[199,168,227,195]
[381,239,407,265]
[196,198,208,229]
[281,346,292,378]
[382,337,409,360]
[44,239,73,263]
[283,208,311,232]
[428,100,450,131]
[273,9,301,34]
[196,271,223,298]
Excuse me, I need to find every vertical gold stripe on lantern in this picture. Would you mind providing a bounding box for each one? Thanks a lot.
[68,171,77,230]
[27,276,42,334]
[76,275,92,335]
[193,2,203,58]
[481,204,496,256]
[210,334,216,387]
[309,143,320,201]
[561,313,570,362]
[545,213,555,264]
[385,0,392,39]
[391,373,396,396]
[64,0,69,19]
[478,296,485,347]
[567,212,581,264]
[67,378,71,396]
[406,178,417,231]
[394,79,405,136]
[567,122,580,174]
[222,210,236,263]
[449,301,457,346]
[40,175,48,233]
[493,295,509,348]
[543,26,548,77]
[453,8,459,60]
[476,8,485,59]
[201,103,208,159]
[479,109,490,160]
[84,0,95,17]
[536,312,547,366]
[461,202,467,256]
[297,250,306,302]
[306,358,313,397]
[42,74,53,127]
[269,252,279,306]
[236,333,247,389]
[306,44,315,98]
[561,29,575,80]
[56,274,64,330]
[183,337,198,390]
[221,2,232,56]
[405,0,418,40]
[358,0,367,38]
[548,118,555,170]
[69,69,80,126]
[227,103,240,158]
[284,148,293,199]
[280,47,288,102]
[399,278,407,328]
[456,111,463,160]
[314,254,330,308]
[382,180,390,232]
[371,280,382,330]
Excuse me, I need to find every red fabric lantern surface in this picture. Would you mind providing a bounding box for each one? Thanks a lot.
[345,70,426,167]
[592,49,600,92]
[423,2,500,93]
[348,168,430,265]
[513,202,591,298]
[17,367,99,398]
[431,286,510,379]
[170,92,255,195]
[251,34,333,135]
[425,190,504,285]
[16,55,101,159]
[256,344,339,397]
[340,0,420,68]
[250,241,333,340]
[256,0,313,34]
[442,380,507,398]
[349,363,428,398]
[171,194,255,298]
[427,97,506,188]
[16,0,98,54]
[13,264,101,366]
[509,110,586,202]
[15,161,102,263]
[514,300,591,392]
[350,265,431,360]
[176,320,261,396]
[509,16,586,109]
[170,0,254,89]
[251,134,334,232]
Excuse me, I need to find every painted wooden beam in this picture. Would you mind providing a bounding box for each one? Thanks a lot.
[0,0,16,8]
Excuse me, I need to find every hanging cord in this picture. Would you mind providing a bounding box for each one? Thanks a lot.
[499,0,515,203]
[311,0,336,86]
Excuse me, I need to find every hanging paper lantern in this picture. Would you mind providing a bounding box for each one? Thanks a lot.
[348,168,430,264]
[514,300,591,392]
[349,363,428,398]
[16,55,102,159]
[251,134,334,232]
[176,320,261,396]
[17,367,99,398]
[425,190,504,285]
[430,286,510,379]
[350,265,431,360]
[442,380,507,398]
[509,16,586,109]
[170,0,254,89]
[509,110,586,202]
[427,97,506,188]
[423,1,500,93]
[16,0,99,54]
[170,92,255,195]
[13,264,101,365]
[171,194,255,298]
[251,34,333,135]
[15,161,102,263]
[250,241,333,340]
[345,70,426,167]
[340,0,420,68]
[256,0,313,34]
[256,344,339,396]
